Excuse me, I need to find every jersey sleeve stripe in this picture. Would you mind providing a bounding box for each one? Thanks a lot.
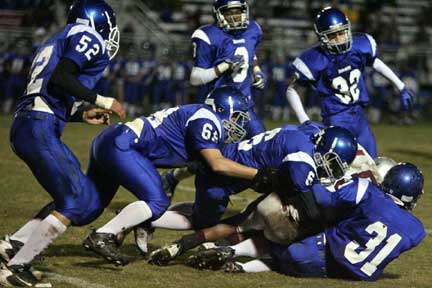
[293,57,315,81]
[282,151,317,171]
[365,34,377,58]
[67,24,106,54]
[186,108,222,137]
[356,178,369,204]
[191,29,211,45]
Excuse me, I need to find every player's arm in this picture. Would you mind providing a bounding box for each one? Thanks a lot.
[189,29,244,86]
[200,148,257,179]
[372,58,413,110]
[285,72,310,123]
[312,177,368,208]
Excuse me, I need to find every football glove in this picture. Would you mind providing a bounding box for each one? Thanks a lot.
[250,167,280,194]
[400,87,413,111]
[216,55,244,75]
[252,70,266,90]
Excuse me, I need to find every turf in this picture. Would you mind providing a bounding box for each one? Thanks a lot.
[0,115,431,288]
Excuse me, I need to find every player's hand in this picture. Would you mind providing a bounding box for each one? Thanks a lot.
[400,87,413,111]
[250,167,280,194]
[225,55,244,73]
[83,108,111,125]
[95,95,126,120]
[110,99,126,120]
[252,70,266,89]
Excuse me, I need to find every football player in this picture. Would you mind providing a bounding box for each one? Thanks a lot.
[162,0,269,201]
[190,0,266,136]
[193,163,425,282]
[81,86,280,266]
[0,0,125,286]
[286,7,414,158]
[147,126,359,266]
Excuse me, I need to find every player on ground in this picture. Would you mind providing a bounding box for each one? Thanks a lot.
[193,163,425,282]
[286,7,414,158]
[147,126,359,266]
[0,0,124,286]
[81,86,280,266]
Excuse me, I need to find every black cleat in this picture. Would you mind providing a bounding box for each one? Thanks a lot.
[0,235,23,263]
[187,246,235,270]
[83,230,129,266]
[0,262,51,287]
[161,170,179,198]
[222,261,245,273]
[148,243,182,266]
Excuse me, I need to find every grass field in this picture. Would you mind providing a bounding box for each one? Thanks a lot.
[0,114,431,288]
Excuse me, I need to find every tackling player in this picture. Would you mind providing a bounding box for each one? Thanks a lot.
[81,86,279,266]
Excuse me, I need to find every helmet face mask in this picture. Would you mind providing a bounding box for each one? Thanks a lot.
[205,86,250,144]
[314,7,352,54]
[314,151,349,183]
[222,111,249,144]
[214,0,249,31]
[313,126,357,184]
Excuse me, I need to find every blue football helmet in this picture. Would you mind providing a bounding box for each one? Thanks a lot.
[205,86,250,143]
[313,126,357,183]
[314,7,352,54]
[381,163,424,210]
[67,0,120,60]
[213,0,249,31]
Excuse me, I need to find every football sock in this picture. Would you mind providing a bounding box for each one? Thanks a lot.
[230,238,261,258]
[239,259,271,273]
[151,211,192,230]
[10,219,42,244]
[97,201,152,235]
[8,214,67,266]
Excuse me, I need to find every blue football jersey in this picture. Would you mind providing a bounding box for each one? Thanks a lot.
[16,23,110,121]
[318,178,425,281]
[131,104,225,167]
[191,21,262,106]
[222,125,318,193]
[290,33,378,117]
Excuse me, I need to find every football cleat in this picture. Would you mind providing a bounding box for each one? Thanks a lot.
[148,243,182,266]
[83,230,129,266]
[222,261,245,273]
[161,170,179,198]
[0,262,51,287]
[0,235,23,263]
[197,242,218,252]
[187,246,235,270]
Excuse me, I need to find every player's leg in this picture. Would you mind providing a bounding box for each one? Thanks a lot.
[269,233,326,277]
[2,112,101,286]
[355,109,377,158]
[83,132,170,264]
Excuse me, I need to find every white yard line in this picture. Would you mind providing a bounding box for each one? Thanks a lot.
[45,273,111,288]
[426,229,432,236]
